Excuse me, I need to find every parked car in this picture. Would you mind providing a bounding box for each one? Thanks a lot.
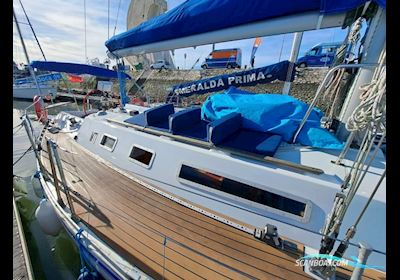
[296,42,342,68]
[150,60,172,69]
[201,48,242,69]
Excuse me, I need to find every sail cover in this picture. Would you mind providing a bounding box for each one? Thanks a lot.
[166,60,292,101]
[30,61,131,79]
[105,0,385,55]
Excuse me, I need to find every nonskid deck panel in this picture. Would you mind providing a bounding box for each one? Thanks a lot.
[41,131,384,280]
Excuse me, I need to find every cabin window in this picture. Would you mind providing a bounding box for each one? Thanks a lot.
[178,165,306,217]
[89,132,98,143]
[99,134,117,151]
[128,145,155,168]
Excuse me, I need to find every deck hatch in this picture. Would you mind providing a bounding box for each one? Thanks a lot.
[128,145,155,168]
[179,165,306,217]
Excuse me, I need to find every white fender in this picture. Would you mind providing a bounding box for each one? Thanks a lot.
[35,199,62,236]
[31,174,43,198]
[13,176,28,194]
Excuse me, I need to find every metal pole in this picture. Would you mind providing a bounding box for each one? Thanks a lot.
[117,59,128,108]
[21,116,47,175]
[278,34,286,62]
[350,242,373,280]
[50,140,77,218]
[46,139,65,208]
[282,32,303,94]
[335,131,355,164]
[291,63,379,144]
[13,7,43,96]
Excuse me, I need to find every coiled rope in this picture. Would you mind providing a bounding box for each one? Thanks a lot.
[321,17,364,120]
[346,48,386,132]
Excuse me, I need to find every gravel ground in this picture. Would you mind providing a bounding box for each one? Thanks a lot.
[122,67,352,114]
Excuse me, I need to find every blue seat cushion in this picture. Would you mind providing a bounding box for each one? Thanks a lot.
[173,120,210,141]
[147,120,170,132]
[208,112,242,145]
[169,107,201,134]
[219,129,282,156]
[124,113,147,126]
[145,103,175,127]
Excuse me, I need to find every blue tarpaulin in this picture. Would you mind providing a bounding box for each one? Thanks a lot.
[106,0,385,53]
[13,73,62,85]
[167,61,292,101]
[30,61,131,79]
[201,87,344,149]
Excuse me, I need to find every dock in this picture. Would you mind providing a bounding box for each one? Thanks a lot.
[13,196,34,280]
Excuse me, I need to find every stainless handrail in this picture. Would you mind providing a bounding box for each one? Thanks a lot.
[291,63,380,144]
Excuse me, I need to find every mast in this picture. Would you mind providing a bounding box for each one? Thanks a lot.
[13,6,43,96]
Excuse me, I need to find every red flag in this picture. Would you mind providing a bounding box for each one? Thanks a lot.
[67,74,83,83]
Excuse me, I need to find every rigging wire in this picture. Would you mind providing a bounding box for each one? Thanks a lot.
[84,0,87,62]
[13,145,33,166]
[13,20,29,25]
[18,0,46,61]
[113,0,123,36]
[13,123,23,130]
[13,125,24,136]
[107,0,110,39]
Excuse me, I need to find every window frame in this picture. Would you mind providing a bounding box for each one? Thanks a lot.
[89,132,98,143]
[99,133,118,152]
[176,162,311,223]
[128,144,155,169]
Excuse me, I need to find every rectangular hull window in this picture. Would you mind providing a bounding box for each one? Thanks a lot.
[129,146,154,167]
[179,165,306,217]
[100,135,117,151]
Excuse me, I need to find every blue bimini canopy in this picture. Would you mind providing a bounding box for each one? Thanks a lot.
[105,0,385,56]
[166,60,292,101]
[30,61,131,80]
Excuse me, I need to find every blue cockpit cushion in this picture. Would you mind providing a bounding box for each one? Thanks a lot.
[220,129,282,156]
[145,103,174,126]
[169,107,201,134]
[124,113,147,127]
[208,112,242,145]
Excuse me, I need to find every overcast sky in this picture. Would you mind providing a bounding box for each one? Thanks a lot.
[13,0,350,69]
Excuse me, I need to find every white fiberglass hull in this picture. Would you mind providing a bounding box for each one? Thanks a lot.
[13,84,57,100]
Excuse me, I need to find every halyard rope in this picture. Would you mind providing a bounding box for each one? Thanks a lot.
[321,17,364,118]
[346,48,386,132]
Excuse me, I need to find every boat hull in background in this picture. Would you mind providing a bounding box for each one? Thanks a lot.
[13,84,57,100]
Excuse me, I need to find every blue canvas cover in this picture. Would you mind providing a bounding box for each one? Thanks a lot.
[106,0,385,53]
[30,61,131,80]
[201,87,344,149]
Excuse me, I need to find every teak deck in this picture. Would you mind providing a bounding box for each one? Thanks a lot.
[41,131,385,280]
